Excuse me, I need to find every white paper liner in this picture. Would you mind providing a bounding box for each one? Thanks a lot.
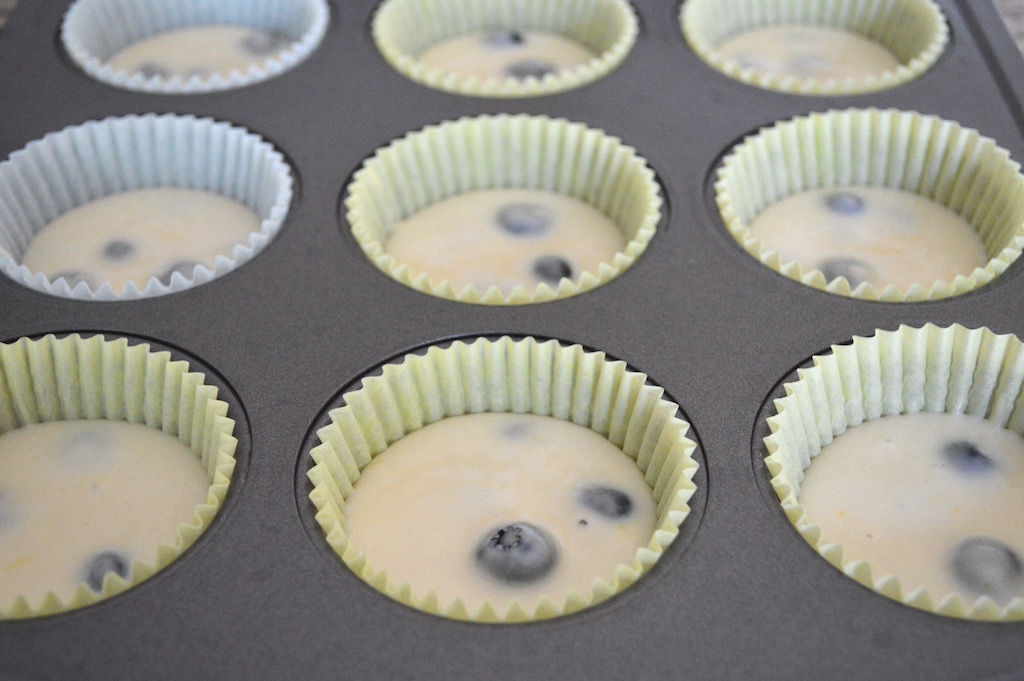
[372,0,637,98]
[715,109,1024,302]
[307,336,699,622]
[0,334,238,619]
[345,114,661,305]
[0,113,293,301]
[681,0,948,95]
[764,324,1024,621]
[61,0,328,94]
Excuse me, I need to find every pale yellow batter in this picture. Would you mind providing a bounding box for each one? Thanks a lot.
[747,186,988,292]
[343,412,656,614]
[22,187,261,292]
[385,188,625,295]
[108,25,293,80]
[417,28,595,80]
[799,412,1024,605]
[0,420,209,608]
[716,25,900,81]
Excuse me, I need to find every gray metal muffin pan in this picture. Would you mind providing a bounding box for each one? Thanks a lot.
[1,1,1023,679]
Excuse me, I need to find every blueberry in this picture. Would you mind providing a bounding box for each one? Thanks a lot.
[240,30,290,56]
[505,59,556,80]
[790,54,829,76]
[84,551,130,592]
[532,255,573,285]
[824,191,865,215]
[158,260,200,285]
[497,203,553,236]
[500,420,531,439]
[52,270,95,289]
[817,257,876,289]
[950,536,1023,598]
[579,485,633,519]
[102,239,135,261]
[483,29,524,48]
[475,522,557,584]
[942,440,994,474]
[136,62,170,79]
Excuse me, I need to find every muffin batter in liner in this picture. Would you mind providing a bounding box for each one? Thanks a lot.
[307,336,698,622]
[0,113,293,300]
[0,334,237,619]
[764,323,1024,621]
[681,0,947,96]
[372,0,636,98]
[345,114,660,305]
[61,0,328,94]
[715,108,1024,302]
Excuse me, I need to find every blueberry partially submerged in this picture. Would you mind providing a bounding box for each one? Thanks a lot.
[824,191,865,215]
[532,255,573,285]
[84,551,131,592]
[497,203,552,236]
[817,257,875,289]
[950,536,1024,598]
[52,270,95,290]
[475,522,557,584]
[942,440,994,474]
[579,485,633,519]
[102,239,136,261]
[158,260,200,286]
[136,62,170,79]
[240,30,291,56]
[505,59,556,80]
[483,29,525,48]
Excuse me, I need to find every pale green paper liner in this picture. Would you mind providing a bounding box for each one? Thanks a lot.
[372,0,637,98]
[345,114,661,305]
[764,323,1024,621]
[307,336,699,622]
[715,109,1024,302]
[0,334,238,619]
[681,0,947,95]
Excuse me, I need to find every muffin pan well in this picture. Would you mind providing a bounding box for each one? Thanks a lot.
[0,0,1023,679]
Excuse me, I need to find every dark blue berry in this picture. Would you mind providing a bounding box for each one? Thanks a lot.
[824,191,865,215]
[240,30,290,56]
[943,441,994,474]
[52,270,95,289]
[476,522,557,583]
[84,551,130,592]
[505,59,556,80]
[817,257,875,288]
[497,203,553,236]
[950,536,1023,597]
[483,29,524,48]
[532,255,573,285]
[158,260,200,286]
[136,62,170,79]
[579,486,633,519]
[102,239,135,261]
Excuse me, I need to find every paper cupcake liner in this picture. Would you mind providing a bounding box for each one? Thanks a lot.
[61,0,328,94]
[0,113,293,301]
[764,323,1024,621]
[681,0,947,95]
[715,109,1024,302]
[345,114,661,305]
[307,336,699,622]
[372,0,637,98]
[0,333,238,619]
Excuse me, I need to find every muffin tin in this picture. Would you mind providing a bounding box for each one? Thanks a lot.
[1,0,1023,678]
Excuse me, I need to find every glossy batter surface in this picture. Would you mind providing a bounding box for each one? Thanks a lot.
[799,412,1024,605]
[0,420,209,607]
[385,188,625,295]
[716,25,900,80]
[22,187,261,292]
[108,25,292,80]
[747,186,988,292]
[417,28,595,80]
[343,412,656,613]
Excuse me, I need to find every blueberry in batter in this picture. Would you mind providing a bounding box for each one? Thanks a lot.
[158,260,201,286]
[506,59,556,79]
[817,257,876,288]
[102,240,135,261]
[136,62,170,79]
[942,441,994,474]
[84,551,131,592]
[484,29,525,48]
[52,270,96,289]
[532,255,573,285]
[476,523,558,584]
[579,486,633,519]
[240,30,290,56]
[950,536,1023,597]
[824,191,865,215]
[497,203,552,236]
